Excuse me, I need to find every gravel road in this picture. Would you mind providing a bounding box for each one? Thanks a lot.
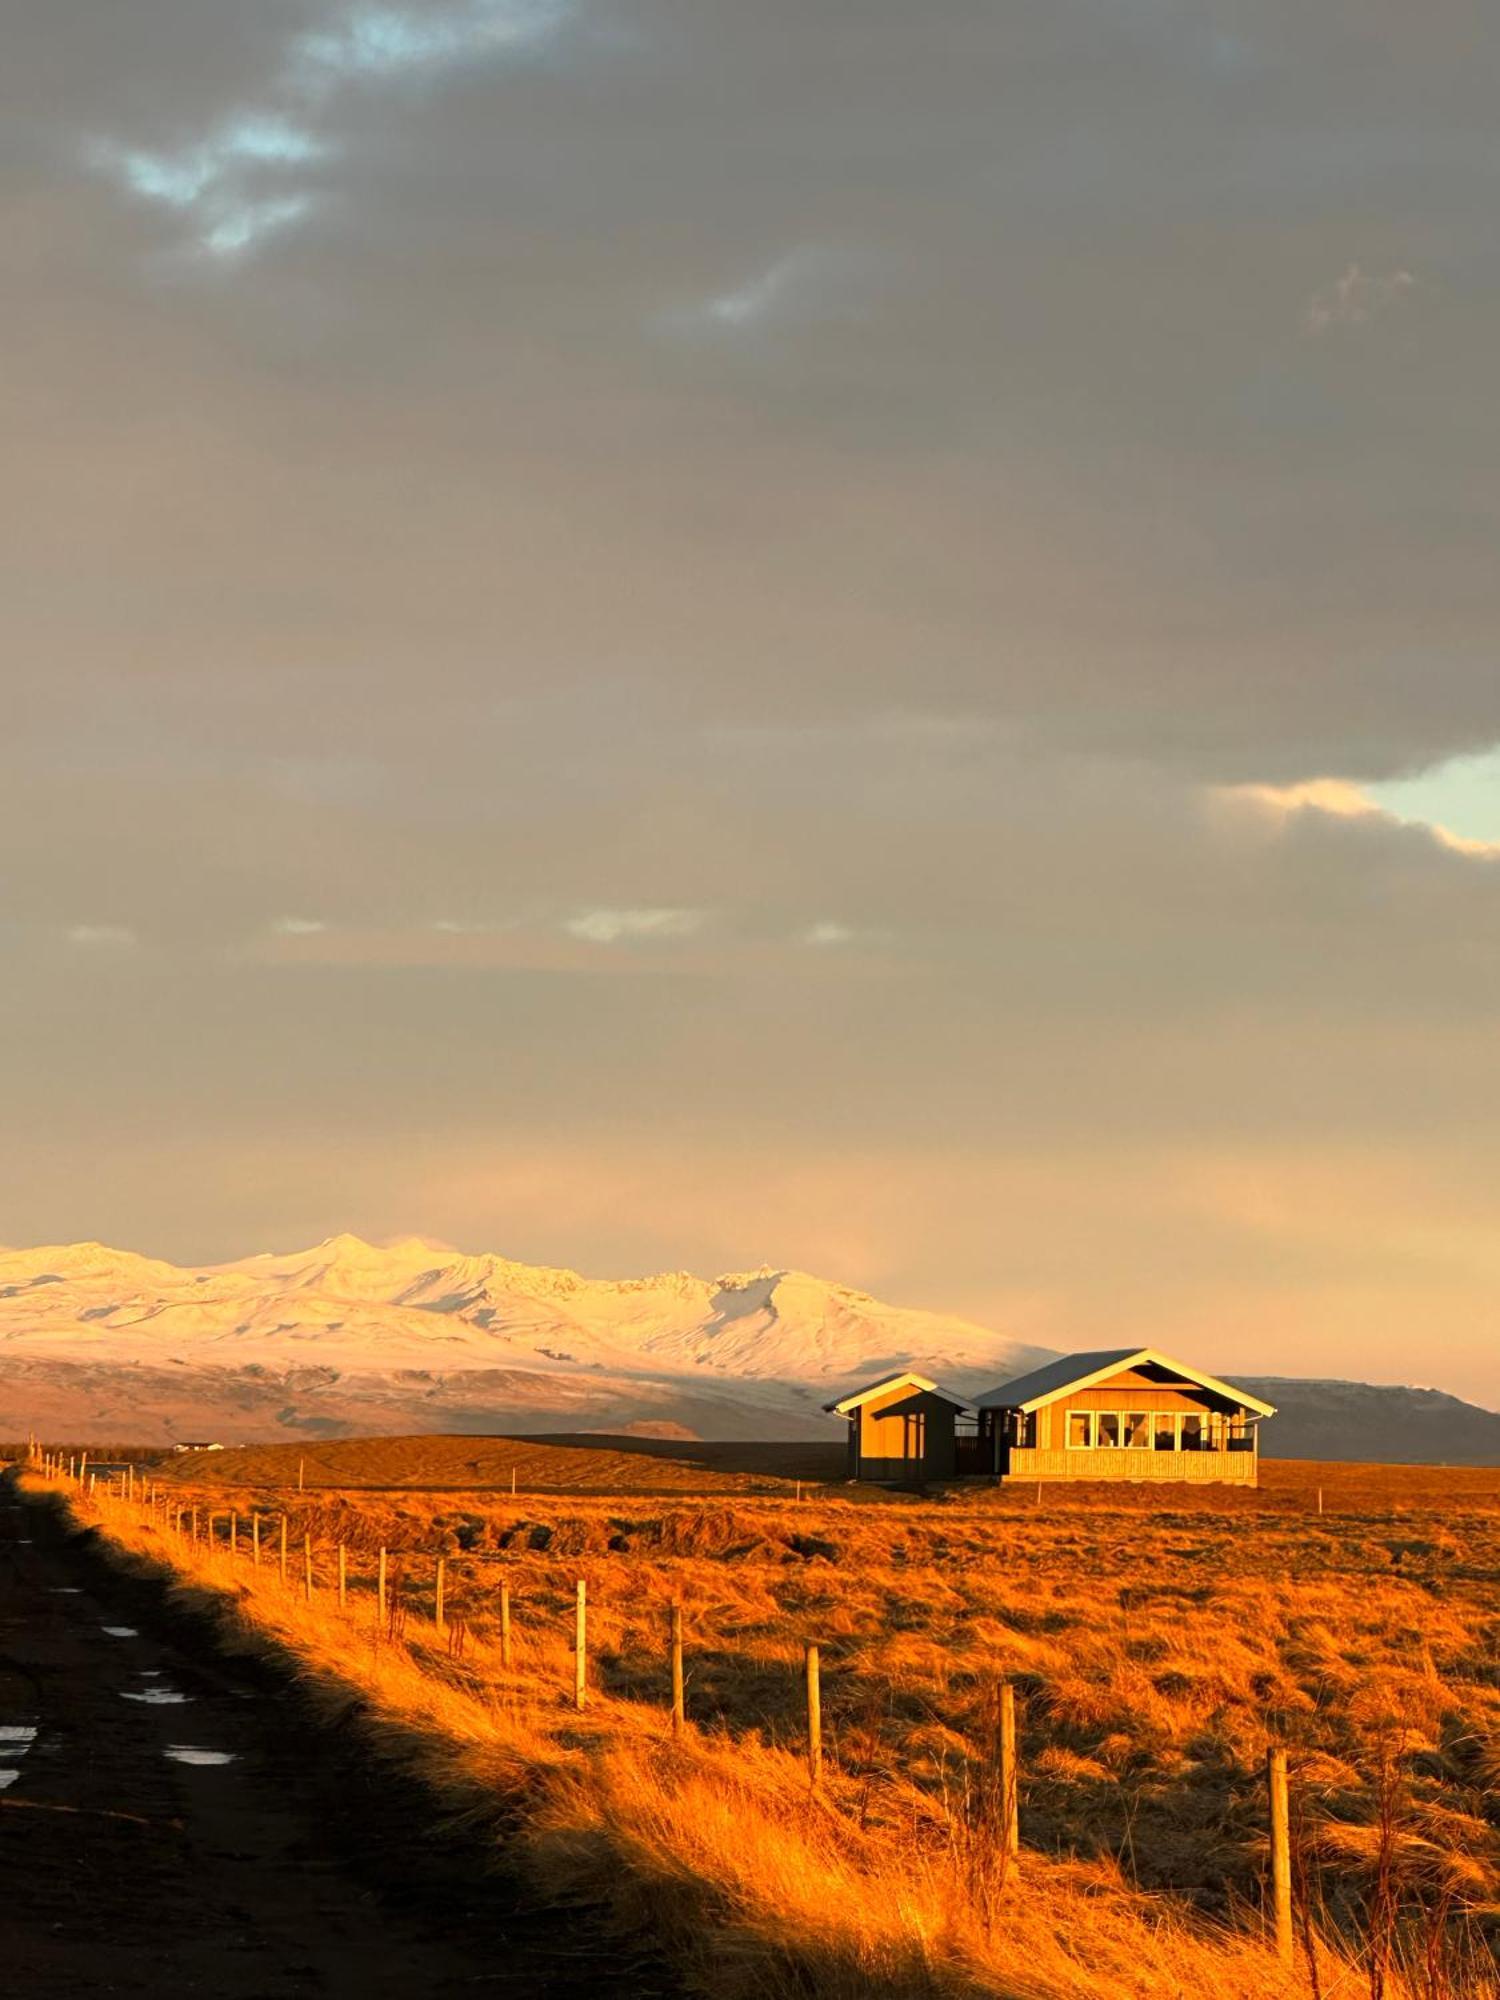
[0,1475,673,1998]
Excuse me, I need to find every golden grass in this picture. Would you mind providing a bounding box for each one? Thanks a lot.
[31,1458,1500,1999]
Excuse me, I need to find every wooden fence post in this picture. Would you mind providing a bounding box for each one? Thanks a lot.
[500,1580,512,1670]
[378,1546,388,1624]
[574,1579,587,1711]
[298,1456,305,1493]
[338,1542,347,1609]
[805,1643,822,1788]
[670,1602,685,1734]
[229,1512,238,1556]
[252,1514,261,1567]
[303,1533,313,1604]
[434,1556,446,1633]
[999,1681,1020,1864]
[279,1515,288,1585]
[1267,1747,1293,1963]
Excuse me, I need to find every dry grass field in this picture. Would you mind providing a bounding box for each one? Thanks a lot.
[32,1441,1500,1998]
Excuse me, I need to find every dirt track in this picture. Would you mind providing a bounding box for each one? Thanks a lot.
[0,1476,674,1997]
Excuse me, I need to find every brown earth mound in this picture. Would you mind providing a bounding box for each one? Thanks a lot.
[156,1431,848,1493]
[152,1433,1500,1510]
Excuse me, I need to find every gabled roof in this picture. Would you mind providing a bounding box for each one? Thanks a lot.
[824,1370,968,1417]
[975,1347,1277,1419]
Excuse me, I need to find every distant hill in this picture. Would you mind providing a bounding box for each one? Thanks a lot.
[1243,1378,1500,1466]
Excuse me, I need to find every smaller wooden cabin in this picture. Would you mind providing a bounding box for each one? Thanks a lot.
[974,1348,1275,1486]
[824,1372,971,1484]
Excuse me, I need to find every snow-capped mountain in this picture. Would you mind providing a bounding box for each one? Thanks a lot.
[0,1234,1052,1444]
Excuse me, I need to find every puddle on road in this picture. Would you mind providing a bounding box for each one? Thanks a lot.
[0,1770,19,1790]
[48,1587,82,1595]
[0,1726,37,1753]
[121,1688,191,1706]
[100,1626,139,1639]
[164,1746,236,1767]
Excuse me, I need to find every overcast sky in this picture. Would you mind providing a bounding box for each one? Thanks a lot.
[5,1,1500,1402]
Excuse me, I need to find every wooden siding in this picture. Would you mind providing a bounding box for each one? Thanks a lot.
[1067,1387,1218,1411]
[858,1384,922,1462]
[853,1385,958,1482]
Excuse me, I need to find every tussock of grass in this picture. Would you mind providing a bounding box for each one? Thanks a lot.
[27,1465,1500,2000]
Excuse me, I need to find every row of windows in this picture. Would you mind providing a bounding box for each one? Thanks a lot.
[1065,1410,1235,1451]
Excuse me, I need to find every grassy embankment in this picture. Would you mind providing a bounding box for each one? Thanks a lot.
[24,1443,1500,1998]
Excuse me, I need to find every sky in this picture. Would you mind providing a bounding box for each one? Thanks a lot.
[4,1,1500,1404]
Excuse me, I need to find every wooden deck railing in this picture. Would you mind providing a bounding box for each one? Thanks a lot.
[1007,1446,1257,1483]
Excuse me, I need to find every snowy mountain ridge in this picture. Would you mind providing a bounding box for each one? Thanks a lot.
[0,1233,1050,1413]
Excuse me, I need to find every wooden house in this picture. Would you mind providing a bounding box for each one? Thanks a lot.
[973,1348,1275,1486]
[823,1372,971,1484]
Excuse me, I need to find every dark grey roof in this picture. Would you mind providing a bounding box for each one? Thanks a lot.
[880,1387,973,1418]
[975,1349,1143,1409]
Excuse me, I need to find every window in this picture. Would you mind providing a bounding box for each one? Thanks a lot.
[1096,1412,1121,1448]
[1067,1411,1094,1449]
[1153,1414,1178,1451]
[1123,1412,1151,1448]
[1180,1415,1205,1452]
[1014,1411,1038,1449]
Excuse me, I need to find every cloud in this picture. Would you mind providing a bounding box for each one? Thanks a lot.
[66,925,137,948]
[87,2,569,258]
[1220,776,1500,858]
[662,249,836,337]
[563,907,705,945]
[1304,263,1416,336]
[700,252,812,329]
[90,115,330,257]
[271,916,329,936]
[291,2,566,90]
[800,921,857,948]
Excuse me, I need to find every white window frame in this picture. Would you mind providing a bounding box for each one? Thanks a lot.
[1066,1410,1096,1450]
[1179,1412,1209,1452]
[1123,1411,1151,1448]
